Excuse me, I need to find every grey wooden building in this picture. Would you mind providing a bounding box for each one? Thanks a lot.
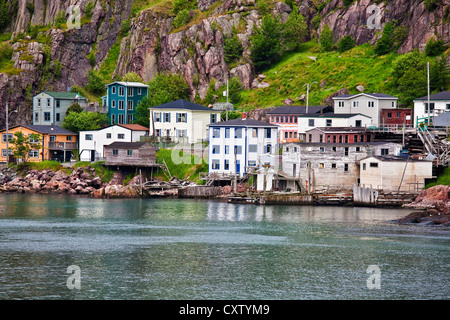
[104,142,157,168]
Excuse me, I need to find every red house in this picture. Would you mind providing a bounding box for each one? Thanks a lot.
[380,108,413,127]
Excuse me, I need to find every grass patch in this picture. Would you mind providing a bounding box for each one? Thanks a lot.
[74,161,116,183]
[238,41,400,110]
[154,148,208,183]
[16,160,63,174]
[425,166,450,188]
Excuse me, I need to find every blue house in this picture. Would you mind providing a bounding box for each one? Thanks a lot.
[105,81,149,125]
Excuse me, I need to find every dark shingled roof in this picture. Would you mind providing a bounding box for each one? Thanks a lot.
[266,105,331,115]
[306,127,371,133]
[149,99,217,111]
[333,93,398,99]
[24,125,76,135]
[298,112,371,118]
[105,142,149,149]
[414,91,450,101]
[208,118,278,127]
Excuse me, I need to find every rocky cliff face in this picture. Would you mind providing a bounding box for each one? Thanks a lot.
[0,0,448,127]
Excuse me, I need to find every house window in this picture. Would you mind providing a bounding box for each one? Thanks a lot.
[319,147,324,153]
[354,135,358,143]
[264,128,271,138]
[138,88,142,95]
[392,101,396,108]
[319,163,324,169]
[164,113,171,123]
[344,163,348,172]
[127,115,133,124]
[249,144,257,153]
[106,133,112,139]
[424,103,435,113]
[85,134,93,141]
[112,149,118,156]
[338,101,344,108]
[111,100,116,108]
[212,145,220,154]
[210,114,217,123]
[118,101,124,110]
[118,114,124,124]
[355,147,360,152]
[331,163,337,169]
[2,149,12,157]
[127,150,133,156]
[381,148,389,155]
[212,159,220,170]
[118,134,125,139]
[127,101,133,110]
[344,147,349,156]
[28,150,39,158]
[332,146,337,152]
[368,101,374,108]
[327,135,331,143]
[319,135,323,143]
[308,119,315,127]
[34,112,39,123]
[339,135,343,143]
[176,129,187,137]
[353,101,359,108]
[153,112,160,122]
[56,100,60,108]
[56,113,60,122]
[49,135,56,142]
[308,134,312,143]
[37,98,41,107]
[333,136,337,143]
[234,146,242,154]
[47,98,51,107]
[355,120,362,127]
[326,119,332,127]
[370,162,379,168]
[177,113,187,123]
[225,128,230,138]
[284,132,289,139]
[446,104,450,110]
[44,112,51,122]
[213,128,220,138]
[345,135,349,143]
[225,145,229,154]
[387,112,392,118]
[235,128,242,138]
[264,144,272,154]
[111,114,116,124]
[248,160,257,167]
[112,87,116,95]
[363,163,366,170]
[127,87,133,97]
[66,136,73,141]
[119,86,124,96]
[252,128,258,138]
[224,159,230,170]
[1,133,12,143]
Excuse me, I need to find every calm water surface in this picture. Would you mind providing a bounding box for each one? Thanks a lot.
[0,193,448,300]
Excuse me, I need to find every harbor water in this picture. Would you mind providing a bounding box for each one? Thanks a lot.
[0,193,448,300]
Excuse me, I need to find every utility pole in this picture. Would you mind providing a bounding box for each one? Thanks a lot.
[427,61,430,127]
[5,103,16,164]
[303,82,317,114]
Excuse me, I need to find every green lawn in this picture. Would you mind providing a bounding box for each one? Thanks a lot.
[239,41,399,110]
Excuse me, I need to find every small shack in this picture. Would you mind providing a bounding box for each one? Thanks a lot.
[105,142,157,168]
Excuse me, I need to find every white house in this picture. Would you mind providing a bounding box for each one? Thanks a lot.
[297,112,372,138]
[207,117,279,178]
[79,124,149,161]
[332,93,398,127]
[149,99,222,144]
[413,91,450,127]
[33,91,88,126]
[359,156,433,191]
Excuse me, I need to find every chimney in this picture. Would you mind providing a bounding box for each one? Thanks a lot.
[242,112,247,120]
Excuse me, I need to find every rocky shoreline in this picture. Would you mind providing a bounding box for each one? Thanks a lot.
[400,185,450,226]
[0,166,145,199]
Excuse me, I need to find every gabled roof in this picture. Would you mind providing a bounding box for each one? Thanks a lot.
[149,99,218,112]
[298,112,371,118]
[0,124,76,135]
[414,91,450,101]
[106,81,149,88]
[208,118,278,128]
[332,93,398,100]
[267,105,331,115]
[362,155,431,162]
[306,126,370,133]
[117,124,149,131]
[38,91,87,100]
[105,142,150,149]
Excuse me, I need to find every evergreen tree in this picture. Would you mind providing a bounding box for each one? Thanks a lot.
[337,35,355,52]
[319,24,334,52]
[374,22,394,55]
[282,5,307,51]
[0,0,10,30]
[250,14,282,72]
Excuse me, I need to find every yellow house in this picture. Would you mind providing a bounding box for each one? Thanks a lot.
[0,124,77,163]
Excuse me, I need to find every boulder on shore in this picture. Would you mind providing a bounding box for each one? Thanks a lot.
[399,185,450,225]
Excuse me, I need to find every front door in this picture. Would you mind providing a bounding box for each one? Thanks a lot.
[91,150,95,162]
[293,163,297,177]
